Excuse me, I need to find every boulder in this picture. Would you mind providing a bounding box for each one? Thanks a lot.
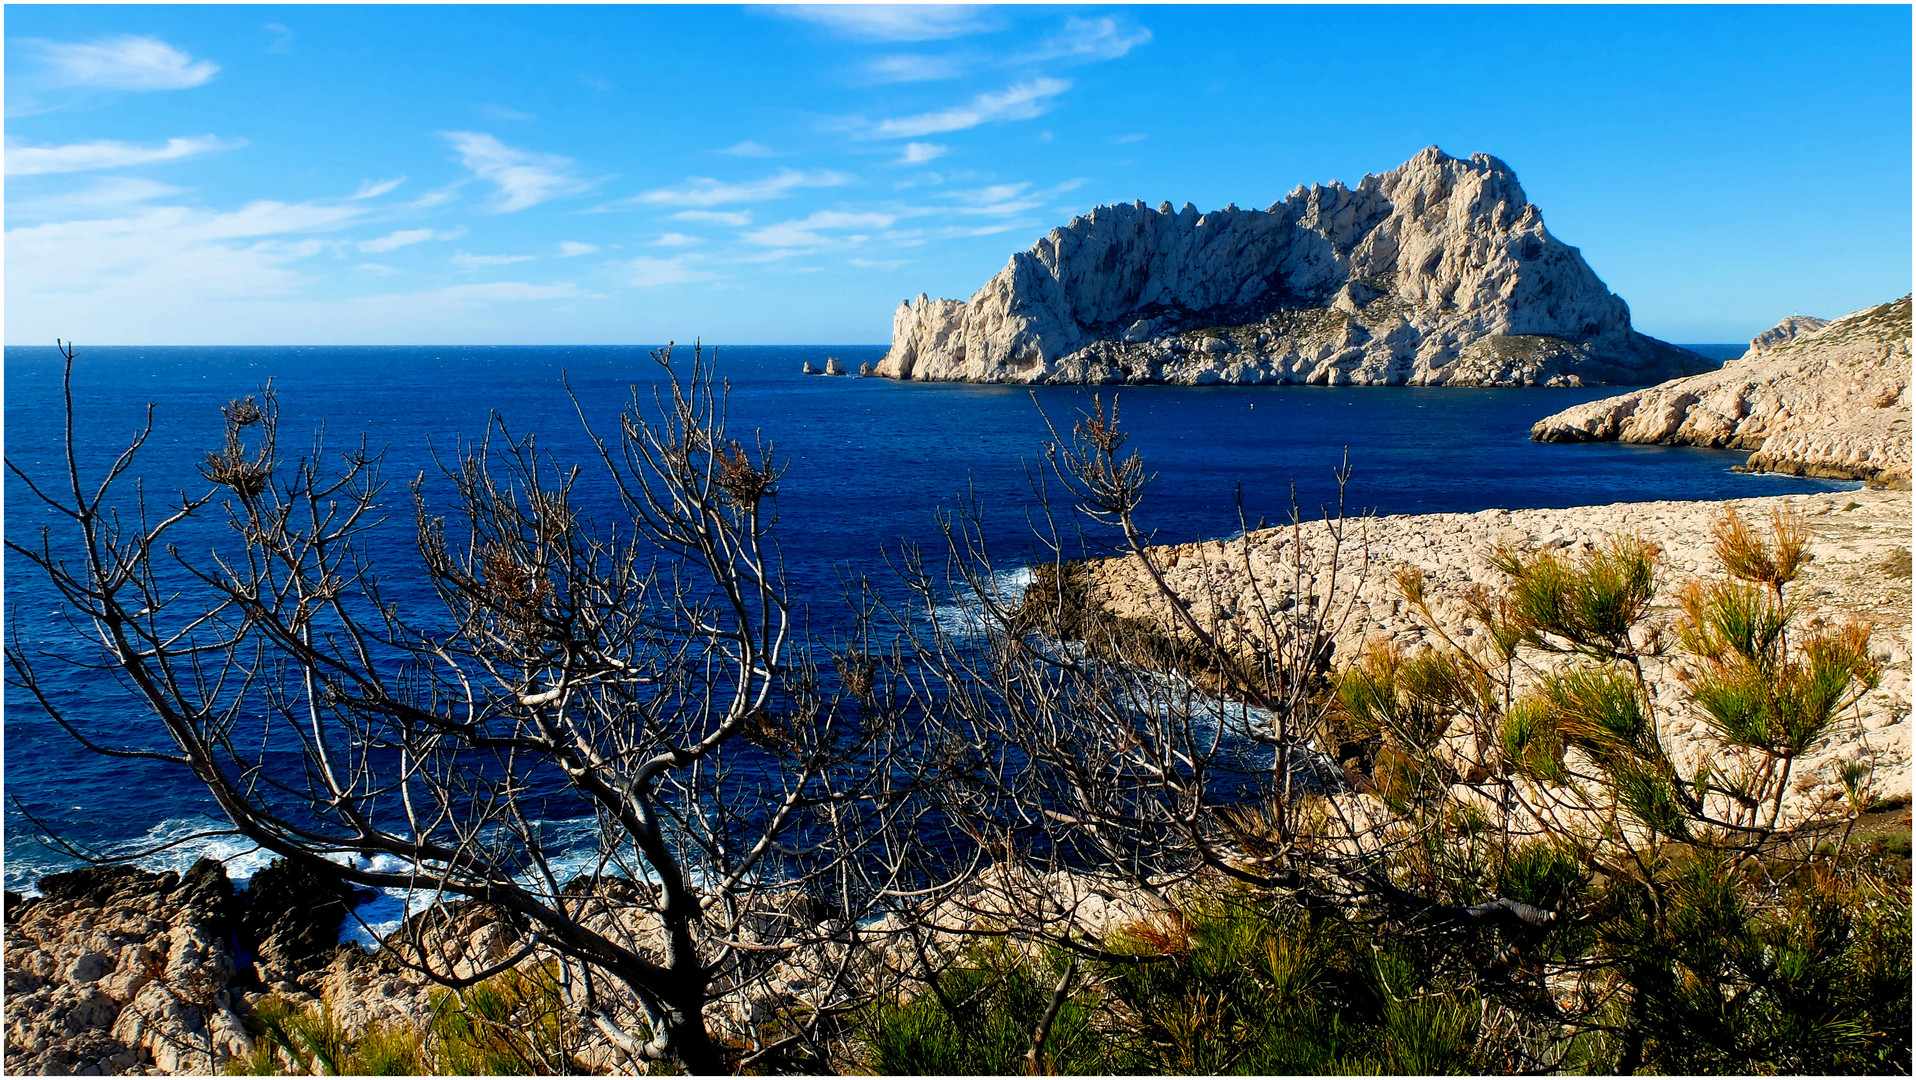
[876,146,1710,387]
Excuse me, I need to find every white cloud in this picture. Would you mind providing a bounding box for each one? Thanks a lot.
[452,251,538,268]
[671,209,752,226]
[634,168,852,208]
[720,140,777,157]
[442,131,589,213]
[936,177,1086,217]
[356,229,436,253]
[558,241,600,257]
[849,258,908,269]
[870,78,1071,139]
[655,233,700,247]
[480,104,536,122]
[355,263,400,275]
[264,23,294,54]
[32,35,220,91]
[865,54,969,83]
[6,176,187,220]
[898,142,949,165]
[743,210,896,248]
[1020,17,1152,64]
[628,256,716,287]
[351,177,406,199]
[6,135,239,176]
[419,282,579,303]
[5,193,376,343]
[1116,132,1148,144]
[777,5,995,41]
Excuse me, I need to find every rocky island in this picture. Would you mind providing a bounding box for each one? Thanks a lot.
[877,147,1711,387]
[1531,296,1912,487]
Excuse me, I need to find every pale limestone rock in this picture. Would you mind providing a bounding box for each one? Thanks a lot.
[1071,489,1911,826]
[1532,296,1912,487]
[878,147,1709,387]
[1748,314,1831,355]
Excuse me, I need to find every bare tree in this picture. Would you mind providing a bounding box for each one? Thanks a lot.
[7,342,955,1072]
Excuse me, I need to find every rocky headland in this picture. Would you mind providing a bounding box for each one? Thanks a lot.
[1531,296,1913,487]
[877,147,1710,387]
[1062,488,1912,825]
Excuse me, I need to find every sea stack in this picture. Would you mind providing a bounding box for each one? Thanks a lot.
[1531,296,1912,488]
[824,356,846,376]
[876,147,1709,387]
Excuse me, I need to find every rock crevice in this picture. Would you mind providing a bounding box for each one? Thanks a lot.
[878,147,1709,387]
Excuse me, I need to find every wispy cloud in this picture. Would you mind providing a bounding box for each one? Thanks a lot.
[634,168,852,208]
[720,140,778,157]
[743,210,895,248]
[777,5,996,42]
[5,193,376,328]
[865,53,969,83]
[480,103,537,122]
[629,255,716,287]
[30,35,220,91]
[5,176,187,220]
[655,233,701,247]
[422,281,581,303]
[1115,132,1148,144]
[443,131,590,213]
[351,177,406,199]
[1019,17,1151,64]
[870,78,1071,139]
[452,251,538,269]
[5,134,240,176]
[898,142,948,165]
[355,262,400,275]
[357,228,435,253]
[264,23,294,54]
[558,241,600,257]
[671,209,753,226]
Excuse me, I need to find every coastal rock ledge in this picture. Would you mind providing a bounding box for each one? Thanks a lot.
[877,147,1709,387]
[1531,296,1913,488]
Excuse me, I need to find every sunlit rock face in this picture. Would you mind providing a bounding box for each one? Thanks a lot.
[1533,296,1912,488]
[877,146,1708,388]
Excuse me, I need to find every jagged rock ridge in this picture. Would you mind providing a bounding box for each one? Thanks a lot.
[1531,296,1912,488]
[877,147,1710,387]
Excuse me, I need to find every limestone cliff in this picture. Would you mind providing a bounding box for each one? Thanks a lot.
[1531,297,1912,488]
[877,147,1709,387]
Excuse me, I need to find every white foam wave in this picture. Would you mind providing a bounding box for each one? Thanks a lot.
[928,565,1035,638]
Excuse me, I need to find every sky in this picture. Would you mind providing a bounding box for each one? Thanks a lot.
[5,4,1911,346]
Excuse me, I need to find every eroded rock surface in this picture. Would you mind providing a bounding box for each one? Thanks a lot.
[1071,489,1912,825]
[1532,297,1912,487]
[5,862,252,1075]
[878,147,1709,387]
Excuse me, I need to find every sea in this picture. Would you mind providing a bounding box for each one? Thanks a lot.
[1,342,1859,939]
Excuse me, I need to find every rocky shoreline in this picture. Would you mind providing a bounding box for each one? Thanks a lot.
[1065,488,1912,825]
[1532,296,1912,488]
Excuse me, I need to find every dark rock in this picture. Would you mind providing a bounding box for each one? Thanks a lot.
[38,865,165,908]
[239,858,366,981]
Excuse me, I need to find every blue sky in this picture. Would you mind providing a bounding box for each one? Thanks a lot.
[5,4,1910,345]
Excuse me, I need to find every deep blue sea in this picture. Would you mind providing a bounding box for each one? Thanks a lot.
[2,342,1857,919]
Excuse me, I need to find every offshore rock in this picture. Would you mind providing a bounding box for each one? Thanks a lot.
[877,146,1709,387]
[1531,296,1912,488]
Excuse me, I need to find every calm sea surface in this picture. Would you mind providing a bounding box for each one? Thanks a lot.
[2,343,1855,898]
